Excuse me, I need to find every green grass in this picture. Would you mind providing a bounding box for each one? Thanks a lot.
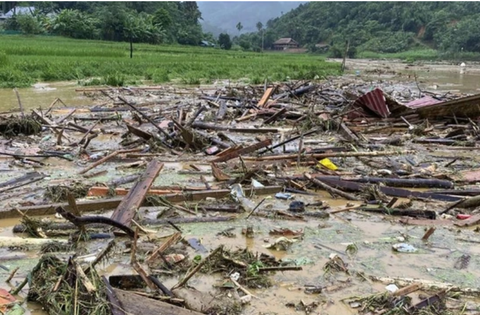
[357,49,440,61]
[0,35,341,88]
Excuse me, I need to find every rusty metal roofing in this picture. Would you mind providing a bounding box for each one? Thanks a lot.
[351,88,390,118]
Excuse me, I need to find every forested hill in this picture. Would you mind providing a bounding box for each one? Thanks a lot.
[246,2,480,54]
[197,1,305,36]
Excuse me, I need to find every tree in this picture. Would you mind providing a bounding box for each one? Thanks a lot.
[218,33,232,50]
[256,21,263,32]
[236,22,243,33]
[256,21,264,51]
[16,13,44,35]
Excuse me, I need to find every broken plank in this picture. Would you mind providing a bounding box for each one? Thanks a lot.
[258,87,275,107]
[113,288,204,315]
[87,187,182,197]
[5,186,282,220]
[126,123,153,140]
[111,160,164,226]
[192,122,278,133]
[211,139,272,163]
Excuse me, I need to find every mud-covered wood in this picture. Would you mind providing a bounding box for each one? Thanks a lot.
[111,160,164,226]
[113,288,204,315]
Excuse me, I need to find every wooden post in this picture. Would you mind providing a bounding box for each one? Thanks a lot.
[110,160,164,226]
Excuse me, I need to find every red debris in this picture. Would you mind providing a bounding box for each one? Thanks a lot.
[349,88,390,119]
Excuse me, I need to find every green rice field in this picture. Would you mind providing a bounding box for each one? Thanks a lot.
[0,35,341,88]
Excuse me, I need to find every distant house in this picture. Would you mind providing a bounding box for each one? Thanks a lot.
[200,40,215,47]
[273,38,300,50]
[0,6,36,20]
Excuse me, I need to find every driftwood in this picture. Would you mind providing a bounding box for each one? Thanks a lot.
[211,139,272,163]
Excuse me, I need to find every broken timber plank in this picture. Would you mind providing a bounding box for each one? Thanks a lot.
[5,186,282,220]
[111,160,164,226]
[258,87,275,107]
[211,139,272,163]
[192,122,278,133]
[113,288,204,315]
[126,123,153,140]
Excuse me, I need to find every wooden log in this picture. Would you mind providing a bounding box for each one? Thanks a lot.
[211,139,272,163]
[113,288,204,315]
[111,160,164,226]
[3,186,282,220]
[245,150,415,161]
[305,173,360,201]
[357,207,436,220]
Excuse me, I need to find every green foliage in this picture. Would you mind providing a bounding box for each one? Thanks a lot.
[0,51,8,67]
[258,2,480,55]
[360,32,414,53]
[218,33,232,50]
[52,9,100,39]
[15,13,45,35]
[7,2,203,46]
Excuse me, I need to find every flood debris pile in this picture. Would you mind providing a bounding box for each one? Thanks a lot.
[3,78,480,314]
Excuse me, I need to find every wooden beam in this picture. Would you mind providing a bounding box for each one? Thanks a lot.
[258,87,275,107]
[111,160,164,226]
[5,186,282,220]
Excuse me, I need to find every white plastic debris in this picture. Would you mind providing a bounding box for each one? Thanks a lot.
[392,243,417,253]
[385,284,399,293]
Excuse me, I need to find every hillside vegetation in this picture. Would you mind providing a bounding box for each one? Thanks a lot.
[237,2,480,57]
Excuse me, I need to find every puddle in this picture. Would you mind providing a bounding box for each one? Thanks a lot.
[0,81,92,113]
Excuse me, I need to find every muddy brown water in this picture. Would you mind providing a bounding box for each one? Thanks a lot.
[2,61,480,314]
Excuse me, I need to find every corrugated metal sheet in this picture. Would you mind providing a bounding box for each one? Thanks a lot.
[405,96,442,108]
[349,88,390,119]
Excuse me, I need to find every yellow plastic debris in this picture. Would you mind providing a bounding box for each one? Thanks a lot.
[318,158,338,171]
